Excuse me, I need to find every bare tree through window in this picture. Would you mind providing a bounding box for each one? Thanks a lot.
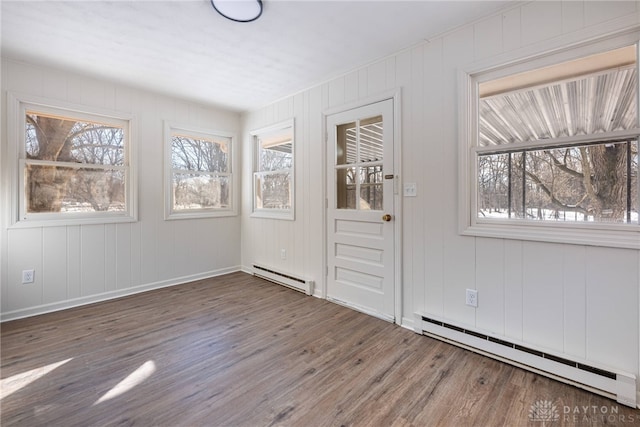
[169,132,231,212]
[24,111,127,214]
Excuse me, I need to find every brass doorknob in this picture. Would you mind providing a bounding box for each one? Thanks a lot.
[382,214,392,222]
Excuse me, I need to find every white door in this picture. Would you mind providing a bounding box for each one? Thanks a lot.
[326,99,395,321]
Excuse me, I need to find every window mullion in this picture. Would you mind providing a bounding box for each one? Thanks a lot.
[255,168,291,176]
[508,153,512,219]
[355,120,361,211]
[522,151,526,219]
[476,128,640,155]
[171,168,224,176]
[627,140,632,223]
[25,159,127,171]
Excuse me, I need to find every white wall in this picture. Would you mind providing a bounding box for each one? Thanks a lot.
[241,92,325,290]
[1,0,639,401]
[241,0,640,394]
[0,59,242,320]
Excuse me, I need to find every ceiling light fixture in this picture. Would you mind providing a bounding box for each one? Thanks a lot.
[210,0,263,23]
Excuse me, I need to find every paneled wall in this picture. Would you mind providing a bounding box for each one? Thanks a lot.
[241,0,640,394]
[2,0,639,401]
[0,59,242,320]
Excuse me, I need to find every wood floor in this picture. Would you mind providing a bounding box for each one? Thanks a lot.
[1,272,638,426]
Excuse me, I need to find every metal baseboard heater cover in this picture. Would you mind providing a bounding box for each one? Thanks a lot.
[253,264,314,296]
[415,313,638,408]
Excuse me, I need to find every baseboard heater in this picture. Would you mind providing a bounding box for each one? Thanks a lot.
[253,264,314,296]
[415,313,637,408]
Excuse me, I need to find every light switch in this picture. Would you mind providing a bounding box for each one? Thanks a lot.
[403,183,417,197]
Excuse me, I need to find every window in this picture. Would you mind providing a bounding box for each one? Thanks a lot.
[251,120,294,220]
[460,40,640,248]
[10,95,136,226]
[165,124,236,219]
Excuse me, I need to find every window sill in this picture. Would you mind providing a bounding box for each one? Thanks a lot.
[462,221,640,250]
[251,209,294,221]
[10,213,137,229]
[165,209,237,221]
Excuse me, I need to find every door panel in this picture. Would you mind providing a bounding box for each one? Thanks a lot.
[326,99,394,321]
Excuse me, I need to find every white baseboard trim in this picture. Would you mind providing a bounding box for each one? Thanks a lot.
[326,296,395,323]
[400,316,415,330]
[1,266,242,322]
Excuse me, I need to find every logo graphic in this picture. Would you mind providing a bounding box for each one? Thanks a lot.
[529,400,560,422]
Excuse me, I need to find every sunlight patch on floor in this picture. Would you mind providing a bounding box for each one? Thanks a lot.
[0,358,73,400]
[94,360,156,405]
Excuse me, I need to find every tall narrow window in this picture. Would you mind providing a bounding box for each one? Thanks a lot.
[165,124,235,219]
[12,95,136,225]
[251,120,294,220]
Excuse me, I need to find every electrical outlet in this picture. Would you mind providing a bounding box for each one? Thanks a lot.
[22,269,35,284]
[466,289,478,308]
[280,249,286,260]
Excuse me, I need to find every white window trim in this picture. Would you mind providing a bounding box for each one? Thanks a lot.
[250,119,295,221]
[164,122,238,220]
[458,32,640,250]
[8,92,138,228]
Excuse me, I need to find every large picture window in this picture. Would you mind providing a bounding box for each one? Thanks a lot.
[11,95,136,225]
[461,40,640,248]
[251,120,294,220]
[165,124,236,219]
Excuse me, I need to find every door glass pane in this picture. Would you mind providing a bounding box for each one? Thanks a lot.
[359,115,383,162]
[337,167,356,209]
[336,115,385,210]
[359,165,383,210]
[336,121,356,165]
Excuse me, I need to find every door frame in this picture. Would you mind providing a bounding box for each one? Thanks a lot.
[321,89,403,324]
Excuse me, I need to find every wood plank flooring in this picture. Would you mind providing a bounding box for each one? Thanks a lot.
[1,272,639,426]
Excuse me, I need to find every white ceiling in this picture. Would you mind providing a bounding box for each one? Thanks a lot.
[1,0,514,112]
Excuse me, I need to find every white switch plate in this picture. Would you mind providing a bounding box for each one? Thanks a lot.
[403,183,417,197]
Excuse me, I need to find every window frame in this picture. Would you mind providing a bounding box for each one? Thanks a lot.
[250,119,295,220]
[164,122,238,220]
[8,93,137,228]
[458,34,640,249]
